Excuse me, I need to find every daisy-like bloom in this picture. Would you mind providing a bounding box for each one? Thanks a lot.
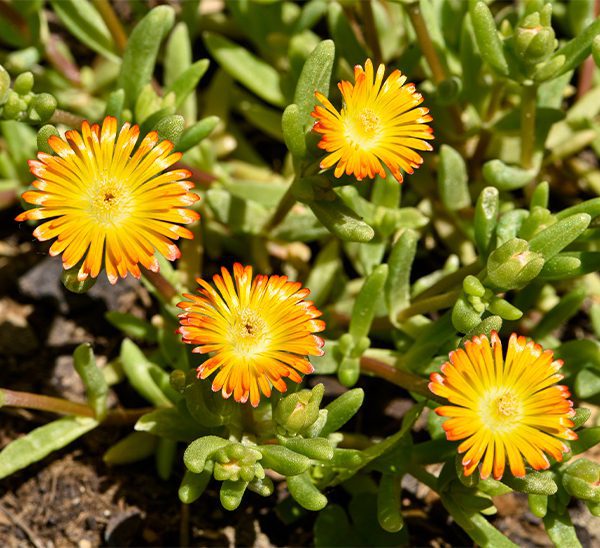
[311,58,433,183]
[177,263,325,407]
[15,116,200,284]
[429,332,577,480]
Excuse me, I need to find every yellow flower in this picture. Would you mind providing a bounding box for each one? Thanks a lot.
[16,116,200,284]
[311,59,433,183]
[429,332,577,480]
[177,263,325,407]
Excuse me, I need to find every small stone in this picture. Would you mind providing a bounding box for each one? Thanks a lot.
[104,510,143,547]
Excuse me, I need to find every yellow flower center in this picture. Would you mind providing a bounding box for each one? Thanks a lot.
[345,108,381,149]
[479,390,523,433]
[89,176,134,226]
[230,308,269,356]
[496,393,519,417]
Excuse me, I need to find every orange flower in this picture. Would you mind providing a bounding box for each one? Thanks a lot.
[429,332,577,480]
[16,116,199,284]
[177,264,325,407]
[311,59,433,183]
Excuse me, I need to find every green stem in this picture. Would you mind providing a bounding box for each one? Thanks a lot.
[178,220,203,290]
[361,0,383,65]
[407,463,439,491]
[262,179,297,233]
[46,34,81,85]
[0,388,152,425]
[520,82,538,169]
[396,289,461,321]
[405,1,464,136]
[405,2,445,84]
[414,261,481,301]
[141,267,179,303]
[92,0,128,53]
[49,109,86,127]
[359,355,444,403]
[2,388,93,417]
[471,83,505,169]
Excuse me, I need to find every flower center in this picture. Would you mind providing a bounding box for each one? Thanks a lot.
[345,108,381,149]
[479,389,523,433]
[230,308,269,356]
[496,393,519,417]
[88,175,134,226]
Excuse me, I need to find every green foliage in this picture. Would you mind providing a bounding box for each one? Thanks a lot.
[1,1,600,545]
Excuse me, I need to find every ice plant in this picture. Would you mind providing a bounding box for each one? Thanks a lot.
[177,263,325,407]
[15,116,200,284]
[311,58,434,183]
[429,332,577,480]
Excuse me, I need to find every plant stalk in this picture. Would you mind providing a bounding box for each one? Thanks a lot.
[141,267,179,303]
[49,109,86,127]
[396,289,462,321]
[520,82,538,169]
[360,356,444,403]
[361,0,383,65]
[1,389,94,417]
[405,2,465,138]
[1,388,152,425]
[262,179,298,233]
[92,0,128,53]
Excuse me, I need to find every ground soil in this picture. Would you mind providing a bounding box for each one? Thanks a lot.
[1,207,599,547]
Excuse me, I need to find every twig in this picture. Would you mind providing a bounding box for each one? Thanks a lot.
[49,109,86,128]
[0,502,44,548]
[92,0,128,53]
[396,289,462,321]
[173,161,217,188]
[1,388,154,425]
[360,355,444,403]
[262,180,297,233]
[2,388,94,417]
[141,267,179,303]
[404,1,465,138]
[361,1,383,65]
[45,34,81,85]
[180,502,190,547]
[520,83,538,169]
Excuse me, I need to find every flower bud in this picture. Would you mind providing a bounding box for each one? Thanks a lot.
[2,90,26,120]
[213,443,263,483]
[13,71,34,95]
[513,6,557,66]
[562,458,600,503]
[273,383,324,436]
[486,238,544,290]
[29,93,58,123]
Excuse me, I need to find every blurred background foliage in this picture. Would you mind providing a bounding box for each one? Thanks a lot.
[1,0,600,546]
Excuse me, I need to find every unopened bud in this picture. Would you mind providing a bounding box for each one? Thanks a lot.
[486,238,544,290]
[30,93,58,123]
[13,71,34,95]
[513,6,557,66]
[563,459,600,503]
[2,90,26,120]
[274,383,324,436]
